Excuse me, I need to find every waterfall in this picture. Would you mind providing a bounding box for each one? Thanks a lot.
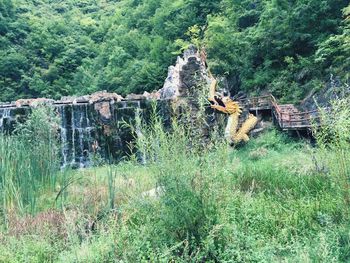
[57,104,85,168]
[0,98,161,168]
[134,106,147,164]
[71,105,76,167]
[0,108,12,132]
[58,103,96,169]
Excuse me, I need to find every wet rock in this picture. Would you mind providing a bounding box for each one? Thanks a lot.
[94,101,112,121]
[60,96,76,102]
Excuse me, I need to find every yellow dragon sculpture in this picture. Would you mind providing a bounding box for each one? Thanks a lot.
[208,78,258,144]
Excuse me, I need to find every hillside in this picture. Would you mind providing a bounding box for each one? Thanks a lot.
[2,1,350,262]
[0,0,349,102]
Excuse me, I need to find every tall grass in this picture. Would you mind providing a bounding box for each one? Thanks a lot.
[313,94,350,209]
[0,98,350,262]
[113,101,347,261]
[0,106,59,219]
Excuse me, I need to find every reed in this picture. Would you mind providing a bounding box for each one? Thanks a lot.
[0,106,59,220]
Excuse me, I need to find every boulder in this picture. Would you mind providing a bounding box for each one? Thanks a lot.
[159,45,211,100]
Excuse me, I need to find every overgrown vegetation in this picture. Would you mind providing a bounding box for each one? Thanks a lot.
[1,98,350,261]
[1,1,350,258]
[0,106,59,217]
[0,0,349,102]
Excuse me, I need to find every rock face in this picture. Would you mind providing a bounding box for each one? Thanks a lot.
[301,76,350,111]
[94,102,112,122]
[160,45,211,99]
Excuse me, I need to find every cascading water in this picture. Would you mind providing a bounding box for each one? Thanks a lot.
[0,99,169,169]
[57,104,96,169]
[0,47,207,168]
[0,108,12,132]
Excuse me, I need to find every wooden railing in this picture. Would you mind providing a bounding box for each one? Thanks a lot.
[241,94,320,130]
[0,93,320,130]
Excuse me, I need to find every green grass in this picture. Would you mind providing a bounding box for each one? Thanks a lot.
[0,129,349,262]
[1,100,350,262]
[0,107,59,218]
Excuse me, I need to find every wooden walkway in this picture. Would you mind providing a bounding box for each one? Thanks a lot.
[241,95,319,131]
[0,94,320,131]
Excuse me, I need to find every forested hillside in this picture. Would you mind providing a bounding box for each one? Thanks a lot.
[0,0,349,102]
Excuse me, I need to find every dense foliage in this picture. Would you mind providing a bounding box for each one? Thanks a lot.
[0,0,349,102]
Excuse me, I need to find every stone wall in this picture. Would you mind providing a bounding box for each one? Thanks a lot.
[0,47,206,168]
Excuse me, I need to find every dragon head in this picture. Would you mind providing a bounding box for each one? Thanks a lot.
[209,94,242,115]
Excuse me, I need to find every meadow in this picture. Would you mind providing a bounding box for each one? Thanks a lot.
[0,99,350,262]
